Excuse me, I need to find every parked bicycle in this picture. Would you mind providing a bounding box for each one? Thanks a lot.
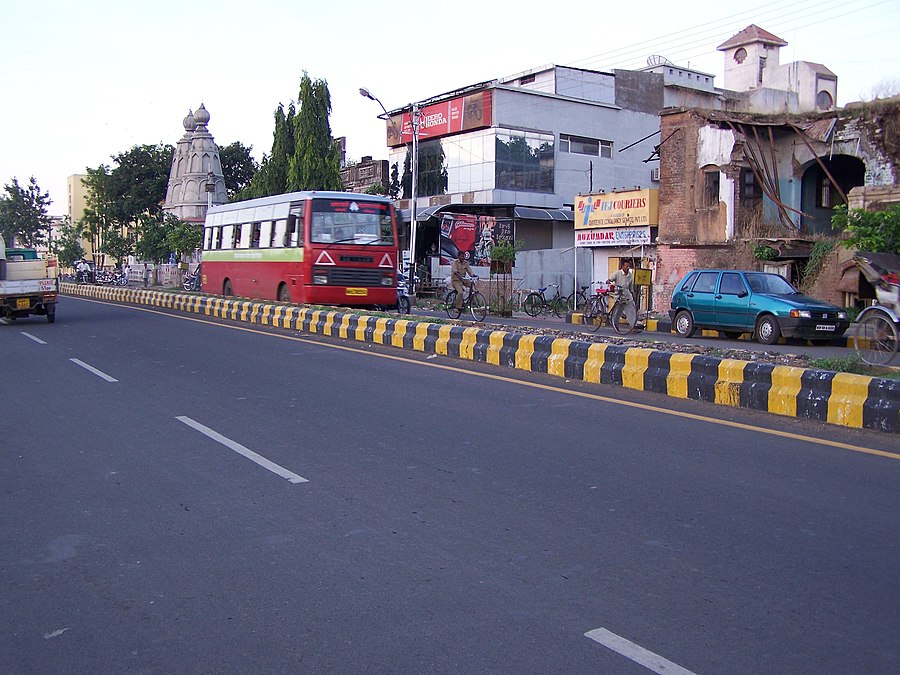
[445,276,487,321]
[523,283,567,318]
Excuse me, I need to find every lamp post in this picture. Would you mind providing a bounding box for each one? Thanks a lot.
[360,87,419,295]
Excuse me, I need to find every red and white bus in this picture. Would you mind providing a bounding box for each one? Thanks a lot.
[201,191,400,306]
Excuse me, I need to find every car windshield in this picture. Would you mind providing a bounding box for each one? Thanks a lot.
[745,273,797,295]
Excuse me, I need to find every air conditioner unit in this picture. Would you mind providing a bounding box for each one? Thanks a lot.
[650,167,660,182]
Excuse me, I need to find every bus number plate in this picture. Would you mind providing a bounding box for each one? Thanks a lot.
[346,288,368,297]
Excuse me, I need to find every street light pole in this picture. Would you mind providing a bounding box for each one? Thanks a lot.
[360,87,419,295]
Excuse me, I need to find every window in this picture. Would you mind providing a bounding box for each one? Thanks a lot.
[703,169,720,206]
[249,222,261,248]
[519,74,535,85]
[734,47,747,64]
[560,133,612,158]
[693,271,719,293]
[719,272,746,295]
[758,56,767,84]
[816,90,834,110]
[741,168,761,199]
[495,130,554,193]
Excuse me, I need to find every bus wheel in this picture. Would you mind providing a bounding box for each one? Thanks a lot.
[278,283,291,303]
[223,280,233,297]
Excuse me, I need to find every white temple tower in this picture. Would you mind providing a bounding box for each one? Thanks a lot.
[163,103,227,222]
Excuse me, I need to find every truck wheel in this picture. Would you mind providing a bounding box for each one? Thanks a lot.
[47,305,56,323]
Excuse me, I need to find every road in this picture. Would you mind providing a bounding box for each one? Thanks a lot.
[2,296,899,673]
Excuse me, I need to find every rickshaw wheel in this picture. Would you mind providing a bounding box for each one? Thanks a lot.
[855,310,899,366]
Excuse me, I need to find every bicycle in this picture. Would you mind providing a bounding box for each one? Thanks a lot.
[579,282,612,332]
[445,276,487,321]
[567,280,606,314]
[182,264,202,292]
[608,287,638,334]
[523,284,567,318]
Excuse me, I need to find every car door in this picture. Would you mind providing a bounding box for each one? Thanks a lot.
[684,270,719,327]
[714,271,753,329]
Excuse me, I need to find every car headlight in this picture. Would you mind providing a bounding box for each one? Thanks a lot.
[789,309,812,318]
[837,310,848,319]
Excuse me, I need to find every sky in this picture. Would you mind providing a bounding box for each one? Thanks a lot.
[2,0,898,216]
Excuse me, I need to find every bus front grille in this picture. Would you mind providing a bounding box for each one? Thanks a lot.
[328,268,384,286]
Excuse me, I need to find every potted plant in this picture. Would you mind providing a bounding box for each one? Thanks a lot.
[490,239,519,274]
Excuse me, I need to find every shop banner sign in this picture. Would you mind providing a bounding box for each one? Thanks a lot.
[387,91,493,147]
[575,189,659,229]
[575,226,651,247]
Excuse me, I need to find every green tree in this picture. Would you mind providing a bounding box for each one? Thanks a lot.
[80,166,114,262]
[103,229,136,267]
[51,218,85,268]
[104,143,173,225]
[165,218,203,260]
[246,103,296,198]
[219,141,259,201]
[289,72,342,191]
[135,211,173,264]
[389,162,401,200]
[833,204,900,254]
[0,176,53,247]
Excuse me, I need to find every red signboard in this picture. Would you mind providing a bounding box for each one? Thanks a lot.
[386,91,492,147]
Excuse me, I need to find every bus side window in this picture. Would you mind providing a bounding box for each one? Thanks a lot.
[273,220,286,248]
[262,221,275,248]
[232,224,242,249]
[215,226,223,249]
[285,215,300,247]
[250,222,261,248]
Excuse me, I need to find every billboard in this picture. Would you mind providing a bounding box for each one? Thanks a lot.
[439,213,513,267]
[575,189,659,230]
[387,91,493,147]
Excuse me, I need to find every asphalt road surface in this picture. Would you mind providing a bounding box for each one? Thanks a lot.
[2,296,899,673]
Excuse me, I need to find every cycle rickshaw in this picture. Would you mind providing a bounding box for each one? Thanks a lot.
[853,251,900,365]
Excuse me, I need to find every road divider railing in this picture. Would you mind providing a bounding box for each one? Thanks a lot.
[62,283,900,434]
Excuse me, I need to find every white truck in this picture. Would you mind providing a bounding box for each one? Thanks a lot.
[0,235,59,323]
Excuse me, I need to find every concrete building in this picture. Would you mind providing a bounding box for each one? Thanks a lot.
[376,25,845,298]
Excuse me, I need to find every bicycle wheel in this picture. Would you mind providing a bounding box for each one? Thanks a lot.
[610,301,637,335]
[523,292,543,317]
[468,291,488,321]
[583,299,604,332]
[855,311,898,366]
[567,291,587,314]
[398,296,411,314]
[549,295,568,318]
[445,291,461,319]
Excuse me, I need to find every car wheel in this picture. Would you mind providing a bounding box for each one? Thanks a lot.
[673,309,695,337]
[755,315,781,345]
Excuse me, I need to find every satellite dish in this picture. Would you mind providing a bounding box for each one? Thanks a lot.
[647,55,674,67]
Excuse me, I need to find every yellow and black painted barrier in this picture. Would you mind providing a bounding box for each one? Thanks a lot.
[63,284,900,434]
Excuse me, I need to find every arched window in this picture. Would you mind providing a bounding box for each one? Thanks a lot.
[734,48,747,64]
[816,90,834,111]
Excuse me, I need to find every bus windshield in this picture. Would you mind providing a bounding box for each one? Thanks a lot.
[311,198,394,245]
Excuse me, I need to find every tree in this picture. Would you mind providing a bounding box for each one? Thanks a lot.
[51,218,84,268]
[135,211,174,264]
[833,204,900,254]
[219,141,259,201]
[289,72,342,191]
[389,163,401,200]
[245,103,296,198]
[80,166,114,260]
[165,218,203,260]
[103,229,135,268]
[0,176,53,247]
[104,144,173,225]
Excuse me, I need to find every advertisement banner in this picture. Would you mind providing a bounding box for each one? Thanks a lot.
[387,91,493,147]
[575,226,652,247]
[440,213,513,267]
[575,189,659,229]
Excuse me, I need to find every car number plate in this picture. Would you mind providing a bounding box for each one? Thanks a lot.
[816,324,835,331]
[16,298,30,309]
[346,288,368,297]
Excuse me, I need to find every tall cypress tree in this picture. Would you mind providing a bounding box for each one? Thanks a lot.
[289,73,342,191]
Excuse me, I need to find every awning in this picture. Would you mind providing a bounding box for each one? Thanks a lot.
[399,204,574,223]
[513,206,574,222]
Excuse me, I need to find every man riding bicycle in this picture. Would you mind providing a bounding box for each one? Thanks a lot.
[451,250,475,309]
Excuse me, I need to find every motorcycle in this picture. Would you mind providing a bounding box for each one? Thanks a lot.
[396,272,412,314]
[182,265,202,292]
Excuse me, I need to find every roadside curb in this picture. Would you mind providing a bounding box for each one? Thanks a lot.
[63,284,900,434]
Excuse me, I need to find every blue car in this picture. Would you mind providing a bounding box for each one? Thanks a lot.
[669,269,849,344]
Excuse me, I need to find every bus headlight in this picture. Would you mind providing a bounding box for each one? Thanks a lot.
[381,275,394,286]
[313,271,329,285]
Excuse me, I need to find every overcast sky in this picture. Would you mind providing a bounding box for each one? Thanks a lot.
[2,0,897,216]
